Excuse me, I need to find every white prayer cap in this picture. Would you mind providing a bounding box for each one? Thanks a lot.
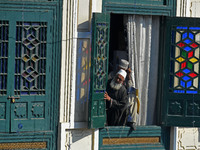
[117,69,127,79]
[118,59,129,70]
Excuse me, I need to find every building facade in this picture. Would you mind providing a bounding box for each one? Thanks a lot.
[1,0,200,150]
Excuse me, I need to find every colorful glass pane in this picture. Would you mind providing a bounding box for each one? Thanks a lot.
[189,33,194,39]
[182,76,190,81]
[181,51,187,58]
[171,26,200,94]
[189,27,200,30]
[181,62,186,69]
[188,51,193,58]
[182,33,187,39]
[183,69,190,74]
[187,81,192,88]
[190,43,198,48]
[187,62,193,69]
[177,27,188,29]
[189,73,197,78]
[176,57,185,62]
[180,80,185,87]
[15,22,47,95]
[189,58,198,63]
[184,46,191,51]
[177,42,185,47]
[184,39,191,44]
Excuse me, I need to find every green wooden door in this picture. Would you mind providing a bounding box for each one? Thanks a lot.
[88,13,110,128]
[0,10,52,132]
[162,17,200,127]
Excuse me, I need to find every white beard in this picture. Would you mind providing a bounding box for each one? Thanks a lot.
[110,79,122,90]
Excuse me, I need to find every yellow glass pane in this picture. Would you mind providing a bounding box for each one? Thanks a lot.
[194,63,199,73]
[174,62,180,72]
[189,87,195,89]
[82,57,86,67]
[176,57,185,62]
[32,56,37,62]
[174,76,179,87]
[189,58,198,63]
[176,32,181,43]
[195,48,199,58]
[23,56,29,62]
[194,78,198,88]
[175,47,180,57]
[81,72,85,82]
[80,88,85,99]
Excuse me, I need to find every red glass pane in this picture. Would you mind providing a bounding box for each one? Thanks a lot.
[189,73,197,78]
[188,51,193,58]
[176,72,184,77]
[190,43,198,48]
[177,42,185,47]
[181,62,186,69]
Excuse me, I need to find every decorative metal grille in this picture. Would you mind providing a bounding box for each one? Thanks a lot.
[170,26,200,94]
[94,23,108,91]
[15,22,47,95]
[0,21,8,96]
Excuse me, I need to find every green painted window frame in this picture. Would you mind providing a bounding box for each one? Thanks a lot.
[102,0,176,16]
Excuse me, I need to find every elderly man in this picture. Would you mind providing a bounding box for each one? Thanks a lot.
[104,69,128,126]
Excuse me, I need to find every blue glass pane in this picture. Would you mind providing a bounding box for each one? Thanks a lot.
[181,80,185,87]
[182,76,190,81]
[186,90,198,94]
[184,46,191,51]
[184,39,191,44]
[183,69,190,74]
[189,33,194,40]
[174,90,185,93]
[189,27,200,30]
[182,33,187,39]
[177,27,188,29]
[187,81,192,88]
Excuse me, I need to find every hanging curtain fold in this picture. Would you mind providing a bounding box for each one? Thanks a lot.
[125,15,160,125]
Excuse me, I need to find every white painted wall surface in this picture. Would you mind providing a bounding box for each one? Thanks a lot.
[59,0,102,149]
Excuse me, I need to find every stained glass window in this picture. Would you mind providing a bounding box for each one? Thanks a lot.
[15,22,47,95]
[170,26,200,94]
[0,21,8,95]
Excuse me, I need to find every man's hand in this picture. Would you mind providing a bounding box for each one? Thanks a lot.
[104,91,111,101]
[127,68,132,80]
[127,68,132,74]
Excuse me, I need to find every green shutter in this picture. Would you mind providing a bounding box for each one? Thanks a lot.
[161,17,200,127]
[88,13,110,128]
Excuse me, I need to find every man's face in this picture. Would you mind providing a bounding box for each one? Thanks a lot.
[115,74,124,84]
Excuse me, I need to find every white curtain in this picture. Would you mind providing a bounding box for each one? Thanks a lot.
[125,15,160,125]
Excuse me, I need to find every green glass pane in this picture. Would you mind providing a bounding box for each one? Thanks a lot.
[181,51,187,58]
[187,62,193,70]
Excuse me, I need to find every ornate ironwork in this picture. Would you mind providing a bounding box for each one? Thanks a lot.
[15,22,47,95]
[94,23,108,91]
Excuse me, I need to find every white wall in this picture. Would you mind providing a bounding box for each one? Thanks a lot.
[59,0,102,149]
